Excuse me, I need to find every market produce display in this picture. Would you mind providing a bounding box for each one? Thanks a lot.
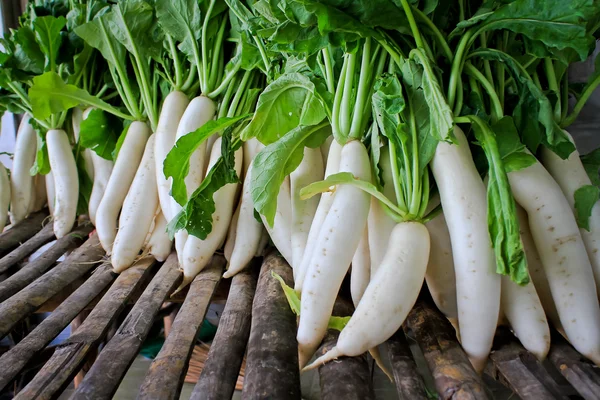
[1,0,600,376]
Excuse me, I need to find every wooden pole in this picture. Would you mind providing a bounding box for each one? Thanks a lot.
[242,253,301,400]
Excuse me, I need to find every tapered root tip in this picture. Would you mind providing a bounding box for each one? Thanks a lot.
[298,341,320,369]
[170,275,193,297]
[369,347,393,382]
[302,346,343,373]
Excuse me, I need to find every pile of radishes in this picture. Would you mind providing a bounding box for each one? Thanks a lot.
[2,0,600,375]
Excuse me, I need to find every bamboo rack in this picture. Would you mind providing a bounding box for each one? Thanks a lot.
[0,217,599,400]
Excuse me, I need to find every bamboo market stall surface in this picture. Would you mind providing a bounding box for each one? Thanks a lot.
[1,217,600,400]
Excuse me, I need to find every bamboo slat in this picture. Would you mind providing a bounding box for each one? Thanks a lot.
[242,253,301,400]
[15,257,156,400]
[0,234,104,339]
[137,256,225,400]
[0,224,94,302]
[405,299,490,400]
[0,210,49,257]
[0,264,115,391]
[317,298,375,400]
[191,262,259,400]
[387,329,428,400]
[0,222,54,275]
[71,254,181,400]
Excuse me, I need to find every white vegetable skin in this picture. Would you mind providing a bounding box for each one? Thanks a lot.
[10,115,37,224]
[30,174,47,213]
[46,129,79,238]
[425,212,458,320]
[368,148,396,275]
[155,91,189,222]
[72,107,95,181]
[112,135,159,272]
[500,273,550,360]
[508,157,600,364]
[541,131,600,297]
[224,203,240,263]
[45,171,55,216]
[261,178,293,266]
[168,96,217,262]
[178,138,243,290]
[350,227,370,308]
[225,163,264,278]
[171,96,217,219]
[242,138,264,178]
[96,121,150,253]
[290,147,324,267]
[294,141,343,292]
[146,210,173,262]
[430,126,500,372]
[516,205,562,333]
[255,228,269,257]
[305,221,430,370]
[320,135,334,167]
[297,140,371,368]
[0,163,10,231]
[88,155,113,226]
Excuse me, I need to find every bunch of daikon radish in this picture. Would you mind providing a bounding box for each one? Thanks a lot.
[3,0,600,377]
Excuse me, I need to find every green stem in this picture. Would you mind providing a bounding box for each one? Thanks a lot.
[182,65,197,92]
[561,72,569,122]
[398,0,423,48]
[253,36,271,74]
[418,170,430,218]
[448,29,474,109]
[340,51,357,138]
[227,70,252,117]
[206,61,242,99]
[464,62,503,122]
[480,33,495,92]
[411,6,453,61]
[453,79,464,116]
[532,71,542,90]
[408,102,420,216]
[349,38,372,140]
[201,0,217,93]
[322,47,335,93]
[208,16,228,93]
[98,18,140,119]
[167,35,182,89]
[544,58,561,122]
[388,142,408,213]
[562,72,600,127]
[332,57,348,140]
[219,74,238,119]
[7,82,31,110]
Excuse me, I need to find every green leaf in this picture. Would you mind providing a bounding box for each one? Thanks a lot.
[300,172,405,220]
[32,15,67,72]
[12,26,45,74]
[270,270,350,331]
[251,123,330,227]
[328,316,351,331]
[271,271,300,315]
[29,72,131,122]
[493,116,536,173]
[574,185,600,231]
[466,115,529,285]
[169,130,242,239]
[154,0,202,62]
[29,121,51,176]
[460,0,598,60]
[409,49,454,143]
[75,10,126,69]
[469,49,575,159]
[79,109,120,160]
[581,148,600,187]
[165,115,251,206]
[242,72,327,144]
[104,0,162,61]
